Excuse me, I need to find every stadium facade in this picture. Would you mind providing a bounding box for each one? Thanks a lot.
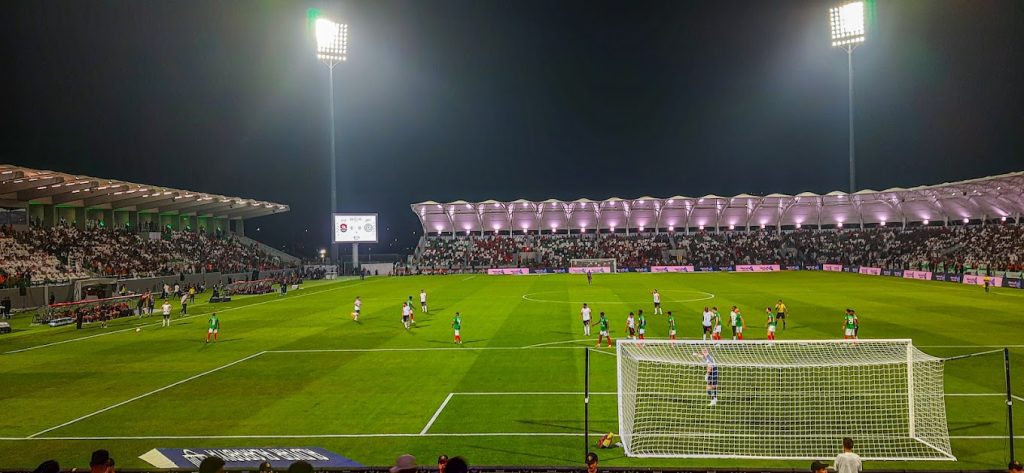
[411,171,1023,235]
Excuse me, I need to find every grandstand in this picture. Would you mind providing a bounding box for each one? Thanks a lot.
[411,172,1023,235]
[0,164,298,308]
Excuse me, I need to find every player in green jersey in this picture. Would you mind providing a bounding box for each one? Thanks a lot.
[206,312,219,343]
[712,307,723,341]
[734,308,744,340]
[451,312,462,345]
[843,309,859,339]
[667,311,677,341]
[765,307,777,340]
[595,312,612,348]
[637,312,647,340]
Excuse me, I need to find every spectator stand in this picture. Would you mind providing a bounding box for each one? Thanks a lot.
[35,293,141,325]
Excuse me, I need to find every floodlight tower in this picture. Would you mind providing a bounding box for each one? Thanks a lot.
[313,14,348,263]
[830,1,866,193]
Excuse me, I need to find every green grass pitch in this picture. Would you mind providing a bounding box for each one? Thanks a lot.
[0,272,1021,469]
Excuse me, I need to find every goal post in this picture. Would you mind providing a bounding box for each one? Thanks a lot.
[570,258,616,273]
[616,339,954,461]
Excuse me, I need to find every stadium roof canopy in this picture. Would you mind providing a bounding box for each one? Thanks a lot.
[411,171,1024,234]
[0,164,288,219]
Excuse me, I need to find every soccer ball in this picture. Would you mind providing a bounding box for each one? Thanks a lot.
[135,327,141,333]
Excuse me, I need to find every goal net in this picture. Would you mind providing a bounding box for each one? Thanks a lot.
[570,258,616,273]
[616,339,953,460]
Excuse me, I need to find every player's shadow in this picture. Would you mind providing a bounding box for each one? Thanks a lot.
[424,338,488,345]
[516,419,616,432]
[197,338,242,345]
[948,421,994,432]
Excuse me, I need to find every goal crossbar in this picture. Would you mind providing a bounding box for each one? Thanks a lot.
[616,339,954,461]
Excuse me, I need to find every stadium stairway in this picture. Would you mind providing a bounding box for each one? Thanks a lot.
[237,236,301,265]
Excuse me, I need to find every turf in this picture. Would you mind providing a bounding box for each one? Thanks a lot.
[0,272,1021,470]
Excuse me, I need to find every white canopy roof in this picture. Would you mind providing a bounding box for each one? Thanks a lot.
[411,171,1024,234]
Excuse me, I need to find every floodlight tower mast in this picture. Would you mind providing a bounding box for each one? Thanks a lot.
[830,1,866,193]
[313,14,349,264]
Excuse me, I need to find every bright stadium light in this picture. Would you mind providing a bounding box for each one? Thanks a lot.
[963,218,970,224]
[668,225,674,232]
[315,18,349,64]
[830,1,867,193]
[310,9,349,265]
[1002,216,1008,222]
[923,219,930,225]
[796,223,802,229]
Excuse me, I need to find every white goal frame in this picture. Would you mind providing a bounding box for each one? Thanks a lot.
[615,339,954,461]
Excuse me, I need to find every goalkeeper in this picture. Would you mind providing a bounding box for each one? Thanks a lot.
[699,348,718,406]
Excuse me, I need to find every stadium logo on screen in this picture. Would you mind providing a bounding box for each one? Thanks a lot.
[339,223,348,232]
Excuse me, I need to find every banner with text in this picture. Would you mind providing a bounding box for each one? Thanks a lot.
[649,265,696,273]
[858,266,882,276]
[486,268,529,275]
[962,275,1003,286]
[139,448,360,470]
[823,264,843,272]
[734,264,781,272]
[902,270,933,280]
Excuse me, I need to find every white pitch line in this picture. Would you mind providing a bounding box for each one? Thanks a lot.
[265,346,590,354]
[0,433,1009,441]
[921,345,1024,348]
[2,432,595,441]
[27,351,267,438]
[461,275,477,281]
[454,392,615,396]
[5,280,376,355]
[420,392,454,435]
[523,339,593,348]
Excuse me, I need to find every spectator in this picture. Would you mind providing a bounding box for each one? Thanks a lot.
[287,461,313,473]
[586,452,599,473]
[89,450,114,473]
[198,456,225,473]
[32,460,60,473]
[437,455,448,473]
[444,457,467,473]
[833,437,862,473]
[389,454,417,473]
[1009,461,1023,473]
[811,460,829,473]
[258,462,274,473]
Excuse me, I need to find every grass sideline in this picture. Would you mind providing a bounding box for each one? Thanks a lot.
[0,272,1021,469]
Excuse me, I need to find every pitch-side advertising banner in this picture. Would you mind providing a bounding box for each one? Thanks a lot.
[858,267,882,276]
[734,264,781,272]
[649,265,696,273]
[902,270,933,280]
[139,447,360,469]
[569,267,612,274]
[823,264,843,272]
[486,268,529,275]
[962,274,1003,286]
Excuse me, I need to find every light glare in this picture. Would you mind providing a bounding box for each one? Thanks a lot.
[830,1,866,47]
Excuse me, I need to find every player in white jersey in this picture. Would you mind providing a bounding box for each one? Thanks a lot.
[625,312,637,339]
[729,306,739,340]
[352,296,361,321]
[581,303,593,336]
[401,302,412,330]
[701,306,714,340]
[652,290,663,315]
[419,290,428,313]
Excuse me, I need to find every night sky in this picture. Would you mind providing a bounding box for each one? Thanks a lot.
[2,0,1022,258]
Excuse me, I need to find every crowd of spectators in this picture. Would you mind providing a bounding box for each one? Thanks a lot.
[0,224,286,287]
[410,224,1024,273]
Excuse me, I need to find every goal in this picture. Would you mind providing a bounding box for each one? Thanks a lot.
[616,339,954,460]
[570,258,616,273]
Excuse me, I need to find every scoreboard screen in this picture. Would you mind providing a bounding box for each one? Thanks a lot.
[333,214,378,243]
